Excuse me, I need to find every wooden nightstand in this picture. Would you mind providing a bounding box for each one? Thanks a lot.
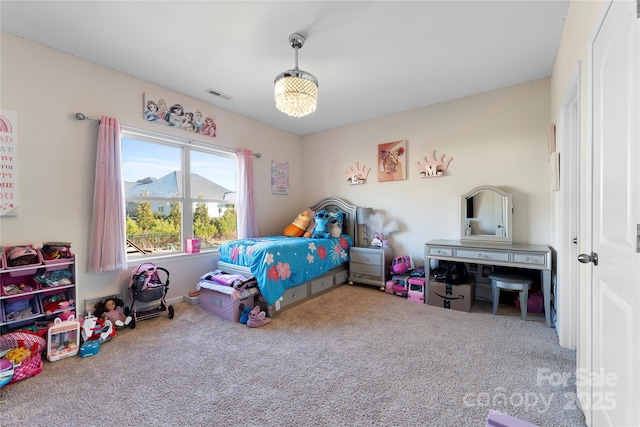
[349,246,394,289]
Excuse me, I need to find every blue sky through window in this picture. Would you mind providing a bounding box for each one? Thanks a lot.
[122,138,235,191]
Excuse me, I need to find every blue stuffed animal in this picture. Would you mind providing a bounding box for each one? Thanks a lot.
[311,210,332,238]
[239,304,252,324]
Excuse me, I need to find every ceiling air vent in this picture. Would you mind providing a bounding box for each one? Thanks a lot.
[205,88,231,100]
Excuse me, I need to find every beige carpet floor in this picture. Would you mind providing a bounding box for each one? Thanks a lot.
[0,284,585,427]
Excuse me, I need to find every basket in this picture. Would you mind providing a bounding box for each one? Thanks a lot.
[135,287,165,302]
[0,331,46,385]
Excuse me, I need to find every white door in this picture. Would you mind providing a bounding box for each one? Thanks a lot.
[586,1,640,425]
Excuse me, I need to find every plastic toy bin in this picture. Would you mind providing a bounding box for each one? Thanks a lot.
[1,295,42,327]
[39,290,75,319]
[1,274,40,297]
[3,245,43,276]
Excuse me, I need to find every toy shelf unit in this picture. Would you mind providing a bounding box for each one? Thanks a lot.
[1,247,76,334]
[349,246,394,289]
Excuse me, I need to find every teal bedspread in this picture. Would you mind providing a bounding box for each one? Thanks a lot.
[218,235,352,305]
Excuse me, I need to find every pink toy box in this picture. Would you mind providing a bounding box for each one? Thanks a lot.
[185,238,201,253]
[407,277,426,303]
[199,282,258,322]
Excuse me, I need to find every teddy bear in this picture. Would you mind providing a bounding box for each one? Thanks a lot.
[311,209,332,239]
[246,305,272,327]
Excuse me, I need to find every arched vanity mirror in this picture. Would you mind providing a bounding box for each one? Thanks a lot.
[461,185,512,243]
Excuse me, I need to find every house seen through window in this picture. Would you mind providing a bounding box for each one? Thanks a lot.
[122,130,236,257]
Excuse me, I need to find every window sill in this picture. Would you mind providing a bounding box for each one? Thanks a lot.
[126,248,219,268]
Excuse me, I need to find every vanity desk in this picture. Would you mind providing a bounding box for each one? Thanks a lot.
[425,239,552,327]
[427,185,553,327]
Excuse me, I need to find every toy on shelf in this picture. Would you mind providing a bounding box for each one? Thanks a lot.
[42,292,75,320]
[5,245,40,268]
[40,242,73,263]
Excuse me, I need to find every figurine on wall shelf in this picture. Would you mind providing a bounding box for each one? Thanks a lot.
[416,150,453,177]
[345,161,371,185]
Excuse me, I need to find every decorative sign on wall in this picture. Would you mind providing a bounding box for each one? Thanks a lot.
[416,150,453,178]
[143,93,217,137]
[0,109,18,216]
[271,160,289,195]
[345,161,371,185]
[378,140,407,182]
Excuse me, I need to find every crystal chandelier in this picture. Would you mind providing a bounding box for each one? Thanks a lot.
[274,33,318,118]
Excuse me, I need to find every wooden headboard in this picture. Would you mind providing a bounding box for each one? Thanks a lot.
[309,197,358,242]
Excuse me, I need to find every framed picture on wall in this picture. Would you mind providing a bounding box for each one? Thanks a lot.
[378,140,407,182]
[271,160,289,195]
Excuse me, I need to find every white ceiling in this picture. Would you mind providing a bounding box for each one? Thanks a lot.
[0,1,569,136]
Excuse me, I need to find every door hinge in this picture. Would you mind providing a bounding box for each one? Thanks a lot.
[637,0,640,19]
[637,224,640,252]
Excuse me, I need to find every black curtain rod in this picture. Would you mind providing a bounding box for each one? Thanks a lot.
[74,112,262,158]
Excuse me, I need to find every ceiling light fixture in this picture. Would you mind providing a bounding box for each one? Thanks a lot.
[274,33,318,118]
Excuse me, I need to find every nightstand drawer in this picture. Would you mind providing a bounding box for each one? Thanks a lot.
[350,251,380,264]
[455,249,509,262]
[350,262,382,276]
[512,252,546,266]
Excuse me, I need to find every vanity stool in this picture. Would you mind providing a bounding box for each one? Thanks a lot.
[489,272,533,320]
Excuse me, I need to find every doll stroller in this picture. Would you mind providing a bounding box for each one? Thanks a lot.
[125,263,174,329]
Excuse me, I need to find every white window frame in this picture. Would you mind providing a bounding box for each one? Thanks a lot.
[122,127,236,259]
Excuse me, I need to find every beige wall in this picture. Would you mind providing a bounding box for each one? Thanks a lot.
[1,31,554,308]
[0,33,304,306]
[302,78,553,264]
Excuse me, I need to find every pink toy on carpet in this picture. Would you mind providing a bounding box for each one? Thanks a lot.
[246,306,272,328]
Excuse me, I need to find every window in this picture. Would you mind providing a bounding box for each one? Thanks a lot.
[122,129,236,258]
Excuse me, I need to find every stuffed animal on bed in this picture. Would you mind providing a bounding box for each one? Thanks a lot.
[284,210,311,237]
[311,210,332,239]
[328,211,344,237]
[303,211,316,238]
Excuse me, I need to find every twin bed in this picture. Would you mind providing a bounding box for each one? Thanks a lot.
[216,197,358,317]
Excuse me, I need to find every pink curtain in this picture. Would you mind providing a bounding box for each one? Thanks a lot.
[236,148,258,238]
[87,116,127,272]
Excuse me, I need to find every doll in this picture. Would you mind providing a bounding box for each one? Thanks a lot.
[93,298,132,328]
